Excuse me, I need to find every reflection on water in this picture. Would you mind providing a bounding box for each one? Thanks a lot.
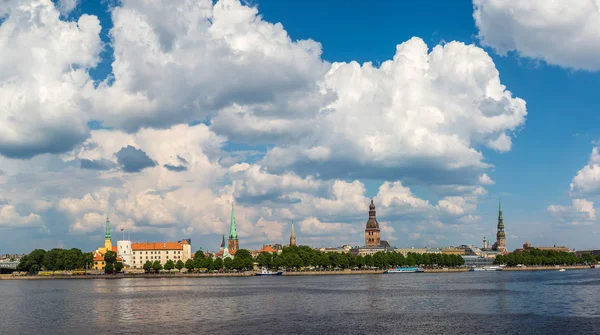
[1,270,599,334]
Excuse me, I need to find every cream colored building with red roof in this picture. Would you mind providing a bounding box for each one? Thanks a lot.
[122,239,192,269]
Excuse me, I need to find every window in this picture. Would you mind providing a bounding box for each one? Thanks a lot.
[166,251,169,254]
[146,251,148,254]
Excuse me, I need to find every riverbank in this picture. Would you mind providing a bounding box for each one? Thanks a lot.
[1,265,593,280]
[283,270,383,276]
[502,265,591,271]
[0,272,254,280]
[424,268,468,273]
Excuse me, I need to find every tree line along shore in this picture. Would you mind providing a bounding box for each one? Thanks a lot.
[10,245,599,278]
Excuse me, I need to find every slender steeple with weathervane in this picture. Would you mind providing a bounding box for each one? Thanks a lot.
[494,198,506,253]
[228,202,239,253]
[290,222,297,247]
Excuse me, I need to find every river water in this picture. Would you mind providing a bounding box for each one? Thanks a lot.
[1,270,599,334]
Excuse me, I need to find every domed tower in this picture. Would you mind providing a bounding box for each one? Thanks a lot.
[365,199,380,247]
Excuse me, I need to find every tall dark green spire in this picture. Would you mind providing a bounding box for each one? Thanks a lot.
[498,198,504,230]
[229,203,238,240]
[105,216,111,239]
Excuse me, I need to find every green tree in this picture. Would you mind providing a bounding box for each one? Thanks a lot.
[232,257,243,270]
[105,262,114,274]
[194,250,205,261]
[212,258,223,271]
[115,262,124,273]
[176,260,185,270]
[152,260,163,271]
[143,260,153,273]
[223,257,233,270]
[104,251,117,266]
[257,252,273,268]
[164,260,175,270]
[83,252,94,270]
[201,257,213,269]
[185,259,195,271]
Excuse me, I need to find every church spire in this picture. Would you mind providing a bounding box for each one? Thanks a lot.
[220,234,225,248]
[105,216,111,239]
[227,201,239,253]
[290,222,297,247]
[229,203,237,239]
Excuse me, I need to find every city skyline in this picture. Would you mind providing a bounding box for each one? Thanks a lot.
[1,0,600,253]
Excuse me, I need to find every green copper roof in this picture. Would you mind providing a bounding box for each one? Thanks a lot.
[105,216,111,239]
[229,203,238,240]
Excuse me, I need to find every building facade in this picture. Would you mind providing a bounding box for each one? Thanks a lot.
[365,199,381,247]
[127,240,192,269]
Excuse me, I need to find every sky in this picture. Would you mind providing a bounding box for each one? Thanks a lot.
[1,0,600,253]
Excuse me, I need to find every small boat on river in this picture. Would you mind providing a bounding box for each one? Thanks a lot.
[255,267,283,276]
[384,267,424,273]
[558,269,566,272]
[470,266,503,272]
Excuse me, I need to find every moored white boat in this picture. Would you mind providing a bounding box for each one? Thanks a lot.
[558,268,566,272]
[384,267,424,273]
[255,267,283,276]
[470,266,503,271]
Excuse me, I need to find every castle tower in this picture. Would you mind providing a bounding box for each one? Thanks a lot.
[483,236,487,249]
[104,216,113,252]
[289,223,297,247]
[495,199,506,253]
[365,199,381,247]
[228,203,239,253]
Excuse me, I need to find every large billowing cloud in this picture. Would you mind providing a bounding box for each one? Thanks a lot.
[0,0,101,158]
[0,0,528,251]
[257,38,526,183]
[473,0,600,71]
[88,0,331,133]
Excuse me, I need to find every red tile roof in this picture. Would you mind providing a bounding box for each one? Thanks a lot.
[259,245,276,253]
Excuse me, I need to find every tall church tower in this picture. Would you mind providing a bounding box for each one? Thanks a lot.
[289,223,297,247]
[104,216,113,252]
[495,199,506,253]
[220,234,225,254]
[228,203,239,253]
[365,199,381,247]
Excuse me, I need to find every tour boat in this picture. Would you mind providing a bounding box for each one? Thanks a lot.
[470,266,503,271]
[384,267,424,273]
[558,269,566,272]
[255,267,283,276]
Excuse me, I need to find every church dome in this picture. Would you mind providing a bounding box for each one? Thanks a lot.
[366,199,379,229]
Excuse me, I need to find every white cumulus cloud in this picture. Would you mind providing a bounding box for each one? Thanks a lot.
[474,0,600,70]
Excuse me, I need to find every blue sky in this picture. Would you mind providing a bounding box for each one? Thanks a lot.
[1,0,600,253]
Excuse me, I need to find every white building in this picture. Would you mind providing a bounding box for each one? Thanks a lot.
[119,239,192,269]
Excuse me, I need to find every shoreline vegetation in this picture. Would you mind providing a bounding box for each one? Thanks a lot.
[1,265,594,280]
[8,245,598,281]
